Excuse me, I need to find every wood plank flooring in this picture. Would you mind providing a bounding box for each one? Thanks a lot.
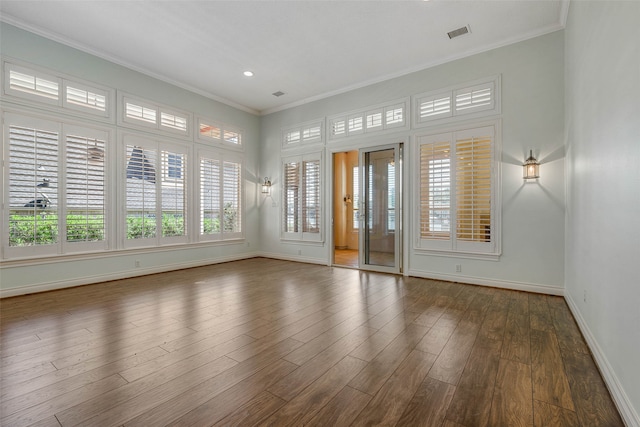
[0,258,623,426]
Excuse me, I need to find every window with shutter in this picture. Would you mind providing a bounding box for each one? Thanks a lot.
[283,161,300,233]
[124,139,189,245]
[65,128,106,246]
[161,150,186,237]
[4,113,110,257]
[302,160,320,233]
[200,157,221,236]
[282,120,324,147]
[366,110,383,131]
[198,151,242,241]
[328,99,408,141]
[121,95,191,137]
[384,104,404,127]
[199,122,222,141]
[4,62,114,117]
[125,101,157,125]
[160,112,188,132]
[282,153,322,241]
[7,120,59,253]
[417,123,499,256]
[6,64,59,103]
[222,160,242,234]
[64,82,108,116]
[413,76,500,128]
[125,143,158,241]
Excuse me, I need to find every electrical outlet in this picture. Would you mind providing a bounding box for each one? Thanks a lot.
[297,250,302,255]
[135,260,141,268]
[456,264,462,273]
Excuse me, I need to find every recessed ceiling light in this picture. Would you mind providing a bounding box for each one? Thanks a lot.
[243,71,254,77]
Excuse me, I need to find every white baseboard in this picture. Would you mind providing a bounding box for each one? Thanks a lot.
[564,294,640,427]
[0,252,259,298]
[258,251,329,266]
[407,269,564,295]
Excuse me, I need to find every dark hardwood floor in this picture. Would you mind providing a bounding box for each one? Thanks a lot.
[0,258,623,426]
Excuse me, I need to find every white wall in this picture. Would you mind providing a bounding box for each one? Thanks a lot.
[260,31,566,294]
[0,23,261,296]
[564,2,640,425]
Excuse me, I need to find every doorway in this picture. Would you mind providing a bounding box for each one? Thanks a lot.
[332,143,402,274]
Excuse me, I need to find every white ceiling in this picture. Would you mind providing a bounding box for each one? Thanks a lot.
[0,1,568,115]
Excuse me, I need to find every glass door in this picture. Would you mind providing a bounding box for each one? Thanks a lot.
[358,144,402,274]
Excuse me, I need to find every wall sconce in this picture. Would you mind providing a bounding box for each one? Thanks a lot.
[261,177,272,194]
[523,150,540,180]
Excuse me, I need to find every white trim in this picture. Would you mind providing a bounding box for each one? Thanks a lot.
[281,118,325,149]
[261,26,562,116]
[118,91,193,140]
[0,251,257,298]
[564,294,640,427]
[413,75,501,128]
[327,98,410,142]
[0,14,260,116]
[259,251,327,266]
[2,57,116,123]
[407,269,564,296]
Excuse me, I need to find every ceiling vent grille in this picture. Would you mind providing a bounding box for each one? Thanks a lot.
[447,25,470,39]
[272,91,285,97]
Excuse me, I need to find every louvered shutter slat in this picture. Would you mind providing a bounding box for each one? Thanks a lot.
[455,135,492,243]
[420,141,451,240]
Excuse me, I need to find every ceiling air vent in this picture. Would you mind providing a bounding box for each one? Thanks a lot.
[272,91,285,97]
[447,25,470,39]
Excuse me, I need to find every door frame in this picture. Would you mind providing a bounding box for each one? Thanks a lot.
[327,138,405,274]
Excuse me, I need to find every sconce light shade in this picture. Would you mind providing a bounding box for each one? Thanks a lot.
[523,150,540,180]
[261,177,272,194]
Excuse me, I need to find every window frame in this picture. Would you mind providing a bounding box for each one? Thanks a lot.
[327,98,409,141]
[281,151,323,242]
[119,93,193,139]
[413,75,501,128]
[2,59,116,122]
[3,111,112,259]
[196,117,244,150]
[122,132,191,249]
[196,147,244,242]
[414,119,502,259]
[282,119,325,149]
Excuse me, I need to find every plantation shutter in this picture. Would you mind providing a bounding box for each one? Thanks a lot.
[454,82,494,114]
[417,125,496,254]
[417,93,452,123]
[302,160,320,233]
[160,149,187,238]
[64,83,107,114]
[7,64,59,103]
[125,101,157,124]
[283,161,300,233]
[7,118,59,252]
[125,143,157,241]
[199,157,221,236]
[455,127,493,251]
[222,160,242,235]
[419,135,452,245]
[65,126,106,245]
